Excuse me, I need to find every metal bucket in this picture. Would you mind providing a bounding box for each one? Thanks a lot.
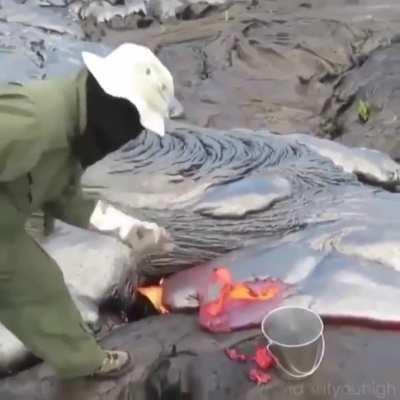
[261,306,325,380]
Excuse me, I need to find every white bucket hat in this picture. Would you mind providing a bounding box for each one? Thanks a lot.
[82,43,183,137]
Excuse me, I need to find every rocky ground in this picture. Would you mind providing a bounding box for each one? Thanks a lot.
[3,0,400,160]
[2,0,400,399]
[1,315,400,400]
[93,0,400,160]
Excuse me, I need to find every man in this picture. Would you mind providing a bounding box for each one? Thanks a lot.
[0,43,180,379]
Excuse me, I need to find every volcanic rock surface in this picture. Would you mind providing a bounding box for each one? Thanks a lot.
[2,0,400,399]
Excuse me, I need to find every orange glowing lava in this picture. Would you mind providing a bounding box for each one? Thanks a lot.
[137,267,286,324]
[203,267,283,317]
[137,280,169,314]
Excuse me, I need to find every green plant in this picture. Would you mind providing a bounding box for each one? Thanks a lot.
[357,99,370,123]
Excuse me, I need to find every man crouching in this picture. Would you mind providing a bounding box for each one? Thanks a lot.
[0,43,179,379]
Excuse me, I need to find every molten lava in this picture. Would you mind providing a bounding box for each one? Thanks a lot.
[137,279,169,315]
[202,267,284,317]
[225,344,274,385]
[137,267,292,333]
[203,273,281,317]
[199,267,292,332]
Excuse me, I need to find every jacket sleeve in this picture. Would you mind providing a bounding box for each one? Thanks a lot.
[0,85,46,182]
[43,166,97,229]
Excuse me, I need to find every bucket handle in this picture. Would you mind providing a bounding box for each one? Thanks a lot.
[266,335,325,380]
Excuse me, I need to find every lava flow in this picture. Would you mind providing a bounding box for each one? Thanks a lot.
[201,267,283,318]
[137,267,292,333]
[137,279,169,315]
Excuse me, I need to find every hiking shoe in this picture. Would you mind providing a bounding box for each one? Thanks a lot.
[91,350,133,379]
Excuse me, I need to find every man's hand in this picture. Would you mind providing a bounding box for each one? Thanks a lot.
[89,201,174,254]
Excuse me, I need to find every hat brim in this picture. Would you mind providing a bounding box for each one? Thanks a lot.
[82,51,166,137]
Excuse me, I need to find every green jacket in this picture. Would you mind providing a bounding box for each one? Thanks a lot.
[0,69,95,228]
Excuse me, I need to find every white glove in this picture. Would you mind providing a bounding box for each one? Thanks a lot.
[89,200,174,254]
